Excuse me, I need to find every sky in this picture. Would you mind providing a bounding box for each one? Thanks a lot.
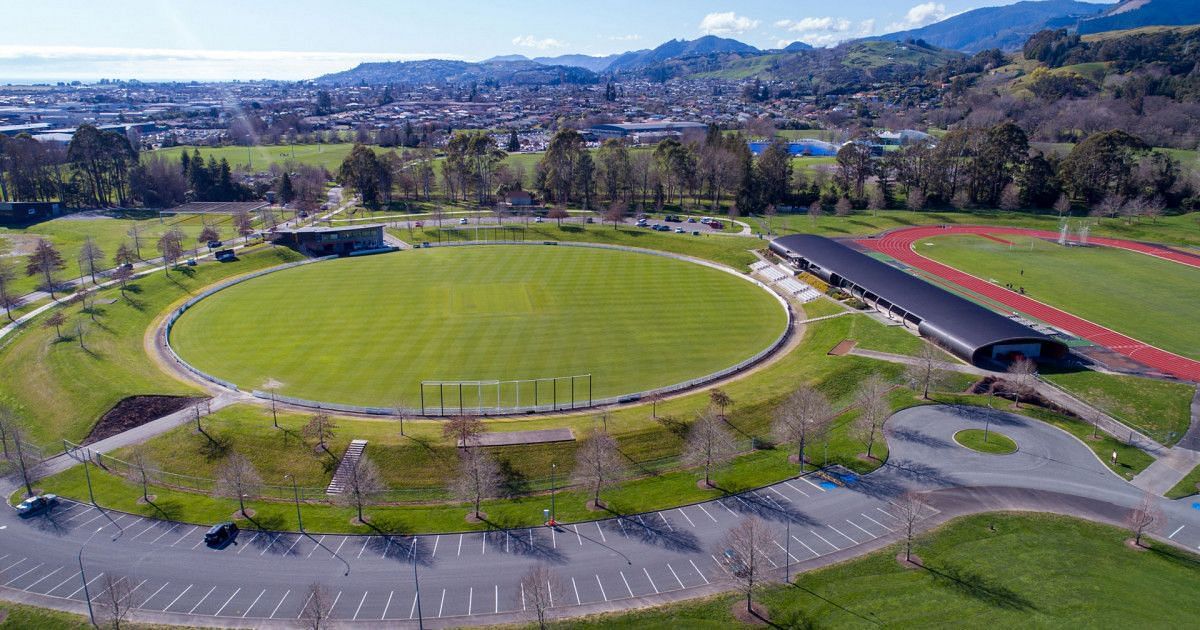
[0,0,1117,83]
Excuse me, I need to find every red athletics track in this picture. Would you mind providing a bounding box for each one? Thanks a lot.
[857,225,1200,382]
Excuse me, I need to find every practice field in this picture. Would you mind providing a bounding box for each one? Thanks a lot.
[170,246,788,409]
[917,234,1200,361]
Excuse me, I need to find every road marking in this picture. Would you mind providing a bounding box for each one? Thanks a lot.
[619,570,634,598]
[353,591,368,620]
[307,535,326,558]
[658,512,674,532]
[712,554,730,575]
[328,591,342,616]
[46,572,80,597]
[571,577,581,605]
[861,513,894,532]
[169,527,196,547]
[495,584,499,613]
[595,522,607,543]
[139,582,168,608]
[381,590,394,620]
[717,500,737,516]
[437,588,446,617]
[75,513,105,528]
[236,532,259,554]
[132,522,158,540]
[260,534,282,556]
[667,563,685,590]
[811,529,840,551]
[773,540,800,563]
[67,571,103,599]
[828,524,858,545]
[643,567,659,594]
[529,529,535,548]
[214,587,241,616]
[4,562,42,586]
[547,578,554,608]
[520,582,526,611]
[163,584,192,612]
[408,591,419,619]
[242,589,266,618]
[187,585,217,614]
[357,537,371,559]
[149,523,180,544]
[800,476,826,491]
[574,524,583,546]
[0,558,25,574]
[468,586,474,615]
[334,536,349,557]
[551,526,557,548]
[792,535,819,557]
[270,590,290,619]
[696,503,718,522]
[456,534,463,557]
[617,518,628,537]
[877,507,899,521]
[482,533,487,555]
[770,487,792,503]
[595,574,608,601]
[431,535,440,557]
[847,519,876,539]
[757,544,779,568]
[1169,525,1185,539]
[24,567,62,592]
[689,559,710,584]
[285,535,303,554]
[677,508,696,527]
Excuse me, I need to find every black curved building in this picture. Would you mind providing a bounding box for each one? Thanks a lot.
[769,234,1067,367]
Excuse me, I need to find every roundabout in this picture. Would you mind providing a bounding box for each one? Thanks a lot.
[166,245,790,412]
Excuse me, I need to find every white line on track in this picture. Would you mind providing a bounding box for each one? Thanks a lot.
[690,559,710,584]
[242,589,266,618]
[269,589,290,619]
[381,590,393,620]
[188,585,217,614]
[214,587,241,616]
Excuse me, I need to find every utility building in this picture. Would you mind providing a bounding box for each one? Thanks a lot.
[770,234,1068,367]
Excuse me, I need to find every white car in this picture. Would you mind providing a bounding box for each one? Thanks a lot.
[459,217,469,224]
[534,216,544,223]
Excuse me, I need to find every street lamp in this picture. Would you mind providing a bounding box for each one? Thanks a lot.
[548,462,558,526]
[412,541,424,630]
[78,525,107,628]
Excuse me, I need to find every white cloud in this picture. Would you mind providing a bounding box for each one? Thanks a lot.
[775,17,851,34]
[888,3,950,31]
[608,34,642,42]
[698,12,760,36]
[772,17,877,48]
[511,35,566,50]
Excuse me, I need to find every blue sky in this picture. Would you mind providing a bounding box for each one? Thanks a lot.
[0,1,1116,82]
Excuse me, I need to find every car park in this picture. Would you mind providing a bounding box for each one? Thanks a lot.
[16,494,58,517]
[204,521,239,547]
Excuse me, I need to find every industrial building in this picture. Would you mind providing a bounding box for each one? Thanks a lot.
[769,234,1068,367]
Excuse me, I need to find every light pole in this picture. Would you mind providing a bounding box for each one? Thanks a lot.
[286,474,303,533]
[78,525,106,628]
[83,450,96,506]
[548,462,558,526]
[412,541,424,630]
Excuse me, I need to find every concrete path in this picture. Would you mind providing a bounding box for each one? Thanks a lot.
[1131,447,1200,495]
[1177,385,1200,452]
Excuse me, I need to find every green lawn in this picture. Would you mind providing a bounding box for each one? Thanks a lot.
[170,246,787,408]
[1166,464,1200,500]
[562,513,1200,628]
[1044,370,1195,445]
[954,428,1018,454]
[919,234,1200,360]
[152,143,359,172]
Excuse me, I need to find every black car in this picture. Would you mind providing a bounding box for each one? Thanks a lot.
[207,240,223,249]
[204,521,238,546]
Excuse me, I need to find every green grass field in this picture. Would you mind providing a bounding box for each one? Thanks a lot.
[563,513,1200,628]
[954,428,1018,454]
[1044,370,1194,445]
[170,246,787,408]
[918,234,1200,361]
[151,143,358,172]
[1167,464,1200,499]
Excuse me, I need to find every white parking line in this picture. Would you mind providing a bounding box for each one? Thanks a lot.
[619,570,634,598]
[643,567,659,594]
[187,585,217,614]
[76,512,106,528]
[214,587,241,616]
[667,563,685,590]
[770,487,792,503]
[357,537,370,559]
[800,476,826,491]
[595,522,607,543]
[437,588,446,617]
[236,532,259,554]
[571,577,580,605]
[876,507,899,521]
[468,586,473,615]
[773,540,800,563]
[677,508,696,527]
[457,534,464,556]
[353,591,368,620]
[494,584,499,613]
[828,524,858,545]
[132,522,159,540]
[847,519,876,539]
[658,513,674,532]
[551,526,557,549]
[1169,525,1185,539]
[297,592,314,619]
[170,527,196,547]
[717,500,737,516]
[431,535,440,557]
[756,545,779,568]
[150,523,180,544]
[595,574,608,601]
[4,562,41,586]
[260,534,282,556]
[409,591,419,619]
[162,584,192,611]
[689,559,710,584]
[617,518,628,537]
[139,582,168,608]
[861,513,894,532]
[792,535,819,557]
[505,531,511,553]
[482,533,487,555]
[382,590,394,619]
[24,567,62,591]
[307,535,326,558]
[285,535,303,554]
[67,571,103,599]
[810,529,840,551]
[270,589,290,619]
[327,591,342,616]
[45,571,79,597]
[242,589,266,618]
[573,525,583,546]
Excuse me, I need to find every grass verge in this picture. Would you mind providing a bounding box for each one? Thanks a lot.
[953,428,1017,455]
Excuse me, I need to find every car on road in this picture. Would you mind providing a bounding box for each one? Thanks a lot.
[675,227,685,233]
[534,216,544,223]
[687,217,697,223]
[207,240,223,249]
[458,217,469,224]
[413,221,423,228]
[204,521,238,547]
[119,263,134,271]
[16,494,58,517]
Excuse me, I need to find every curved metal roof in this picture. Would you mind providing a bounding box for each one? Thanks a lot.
[769,234,1066,362]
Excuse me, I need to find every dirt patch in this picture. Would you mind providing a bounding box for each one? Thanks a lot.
[896,552,924,568]
[85,395,208,444]
[828,339,857,356]
[0,233,46,257]
[1125,538,1149,551]
[730,600,771,625]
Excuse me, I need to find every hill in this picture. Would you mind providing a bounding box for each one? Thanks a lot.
[879,0,1107,52]
[313,58,597,86]
[1078,0,1200,34]
[606,36,760,72]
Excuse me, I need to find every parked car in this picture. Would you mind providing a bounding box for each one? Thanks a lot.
[214,249,236,262]
[207,240,223,249]
[204,521,239,547]
[534,216,544,223]
[413,221,423,228]
[708,221,723,229]
[16,494,58,517]
[185,258,197,266]
[585,217,595,224]
[665,215,681,222]
[119,263,134,271]
[459,217,469,224]
[687,217,697,223]
[675,227,685,233]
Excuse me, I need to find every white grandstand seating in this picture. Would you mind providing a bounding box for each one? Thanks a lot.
[751,259,822,302]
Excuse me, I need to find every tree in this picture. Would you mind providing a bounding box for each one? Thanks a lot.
[905,344,946,400]
[507,128,521,153]
[719,516,780,616]
[547,205,569,228]
[709,388,733,419]
[156,228,184,272]
[682,409,737,488]
[1053,193,1072,217]
[339,453,384,524]
[26,239,66,296]
[572,430,627,508]
[443,415,483,448]
[0,258,21,322]
[645,391,665,418]
[538,129,587,203]
[125,225,144,259]
[450,445,501,520]
[893,491,928,563]
[1060,130,1148,204]
[43,310,67,339]
[603,202,627,229]
[233,209,254,242]
[303,411,337,452]
[278,171,296,205]
[0,402,17,460]
[853,374,890,460]
[1126,495,1164,547]
[1005,357,1038,408]
[999,183,1022,211]
[198,224,220,248]
[518,564,561,630]
[772,385,833,473]
[807,200,824,223]
[77,236,104,285]
[216,452,261,518]
[7,424,41,497]
[835,197,853,216]
[300,582,335,630]
[96,573,135,630]
[112,264,133,294]
[128,445,156,503]
[906,188,926,211]
[114,242,137,267]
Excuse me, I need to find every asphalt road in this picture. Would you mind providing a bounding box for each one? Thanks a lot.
[3,405,1200,628]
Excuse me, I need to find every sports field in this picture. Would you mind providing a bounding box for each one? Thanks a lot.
[918,234,1200,361]
[170,246,788,409]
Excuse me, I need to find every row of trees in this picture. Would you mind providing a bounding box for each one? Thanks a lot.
[0,125,139,207]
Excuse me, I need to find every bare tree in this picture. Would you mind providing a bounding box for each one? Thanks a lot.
[43,310,67,339]
[893,491,929,563]
[339,453,385,524]
[303,411,337,452]
[26,238,66,296]
[262,377,283,428]
[547,205,569,228]
[709,388,733,419]
[96,573,136,630]
[853,374,890,460]
[77,236,105,285]
[216,452,262,518]
[645,391,664,418]
[682,409,737,488]
[1053,193,1072,218]
[8,424,41,497]
[300,582,335,630]
[772,385,833,473]
[0,403,16,460]
[1127,495,1164,547]
[905,343,946,400]
[518,564,562,630]
[75,320,88,352]
[233,210,255,242]
[156,228,185,273]
[1005,356,1038,408]
[111,264,133,295]
[127,445,157,502]
[718,516,780,616]
[450,445,501,520]
[125,224,144,259]
[572,430,627,508]
[443,415,483,448]
[0,258,21,322]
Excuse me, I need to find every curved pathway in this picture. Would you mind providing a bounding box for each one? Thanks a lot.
[3,405,1199,627]
[859,225,1200,381]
